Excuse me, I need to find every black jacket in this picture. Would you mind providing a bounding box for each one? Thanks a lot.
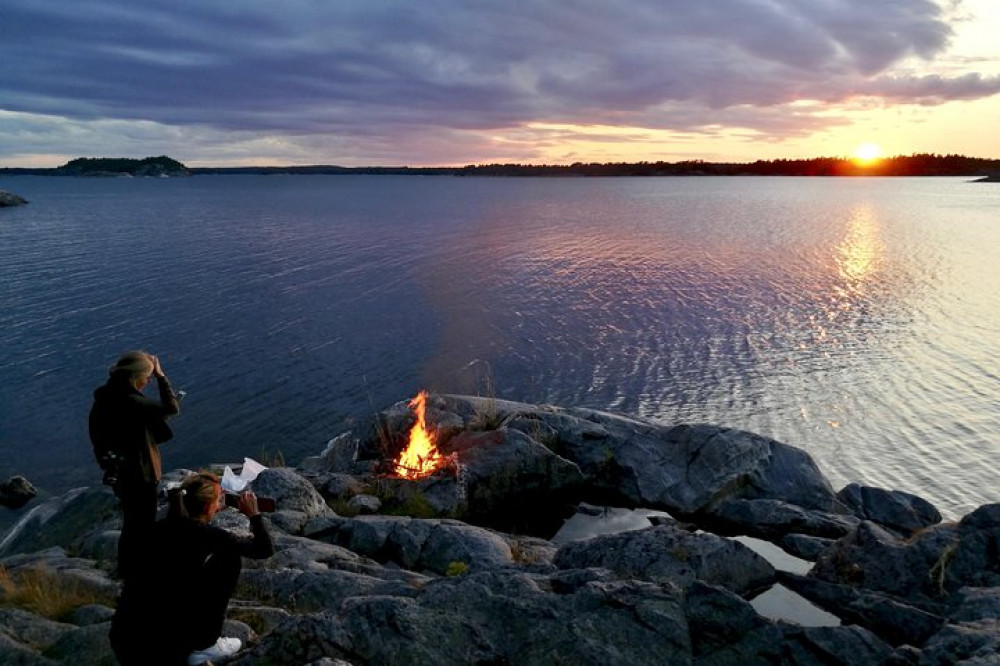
[89,374,180,485]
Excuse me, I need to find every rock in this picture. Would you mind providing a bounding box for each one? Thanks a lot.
[311,473,368,500]
[416,521,513,574]
[837,483,942,535]
[811,505,1000,608]
[330,394,868,541]
[249,468,332,517]
[0,190,28,207]
[0,487,119,558]
[227,602,295,637]
[63,604,114,627]
[0,476,38,509]
[780,533,837,561]
[553,524,775,596]
[445,427,584,532]
[779,624,893,665]
[943,504,1000,592]
[73,529,120,563]
[919,619,1000,664]
[575,502,605,516]
[0,607,75,653]
[706,498,859,540]
[239,567,418,614]
[372,425,585,536]
[242,571,696,665]
[0,633,59,665]
[300,432,360,475]
[41,622,115,665]
[779,572,945,646]
[684,581,784,663]
[950,587,1000,623]
[535,410,845,515]
[347,494,381,515]
[811,520,960,603]
[313,515,515,576]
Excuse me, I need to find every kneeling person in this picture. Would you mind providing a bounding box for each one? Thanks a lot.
[110,472,275,666]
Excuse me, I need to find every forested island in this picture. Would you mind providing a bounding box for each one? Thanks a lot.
[2,153,999,178]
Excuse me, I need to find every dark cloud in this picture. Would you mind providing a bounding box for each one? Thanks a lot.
[0,0,993,163]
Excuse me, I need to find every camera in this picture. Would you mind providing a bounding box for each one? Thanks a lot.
[224,492,275,513]
[100,452,122,487]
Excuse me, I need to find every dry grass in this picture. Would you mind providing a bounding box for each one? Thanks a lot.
[0,565,111,621]
[256,446,286,468]
[469,362,503,431]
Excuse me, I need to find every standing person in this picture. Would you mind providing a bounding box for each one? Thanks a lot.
[109,472,275,666]
[89,350,180,579]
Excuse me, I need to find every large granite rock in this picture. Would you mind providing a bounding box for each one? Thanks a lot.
[836,483,942,535]
[779,572,945,646]
[545,415,845,516]
[553,524,775,596]
[312,515,514,575]
[249,467,332,517]
[706,498,859,540]
[0,487,118,558]
[317,394,848,540]
[943,504,1000,592]
[811,520,960,603]
[812,504,1000,606]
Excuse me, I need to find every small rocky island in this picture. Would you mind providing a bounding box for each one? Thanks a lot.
[0,190,28,207]
[54,155,190,178]
[1,393,997,664]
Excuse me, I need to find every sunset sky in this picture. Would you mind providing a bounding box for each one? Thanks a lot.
[2,0,999,167]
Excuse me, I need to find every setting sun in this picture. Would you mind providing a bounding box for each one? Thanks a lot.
[853,143,883,164]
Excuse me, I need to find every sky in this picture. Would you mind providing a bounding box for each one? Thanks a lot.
[2,0,999,167]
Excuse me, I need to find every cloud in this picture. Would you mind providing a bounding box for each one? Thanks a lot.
[864,72,1000,103]
[0,0,994,164]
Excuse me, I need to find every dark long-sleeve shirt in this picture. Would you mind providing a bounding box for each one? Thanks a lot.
[90,374,180,484]
[112,513,274,662]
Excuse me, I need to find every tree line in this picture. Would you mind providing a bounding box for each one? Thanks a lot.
[2,153,998,177]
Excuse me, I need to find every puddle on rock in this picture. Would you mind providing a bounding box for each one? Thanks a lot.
[551,505,841,628]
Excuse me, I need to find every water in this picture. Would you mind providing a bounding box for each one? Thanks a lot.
[1,175,998,523]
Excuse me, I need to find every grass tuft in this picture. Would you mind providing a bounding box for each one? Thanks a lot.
[0,565,112,621]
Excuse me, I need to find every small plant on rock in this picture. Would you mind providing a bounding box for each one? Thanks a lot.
[445,561,469,577]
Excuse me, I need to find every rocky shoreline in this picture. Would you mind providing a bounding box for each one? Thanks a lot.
[1,393,997,664]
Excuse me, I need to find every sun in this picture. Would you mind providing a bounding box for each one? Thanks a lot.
[853,143,883,164]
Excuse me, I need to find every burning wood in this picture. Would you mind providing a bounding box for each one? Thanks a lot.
[392,390,449,480]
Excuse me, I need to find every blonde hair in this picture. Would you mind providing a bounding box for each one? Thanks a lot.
[109,350,154,381]
[168,472,221,520]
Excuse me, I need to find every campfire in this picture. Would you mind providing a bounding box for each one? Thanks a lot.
[392,390,451,480]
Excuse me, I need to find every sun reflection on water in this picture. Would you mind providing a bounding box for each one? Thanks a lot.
[835,203,885,294]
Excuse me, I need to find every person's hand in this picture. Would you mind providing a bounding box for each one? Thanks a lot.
[150,354,165,378]
[237,490,260,517]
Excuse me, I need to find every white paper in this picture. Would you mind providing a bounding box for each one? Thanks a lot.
[220,457,268,493]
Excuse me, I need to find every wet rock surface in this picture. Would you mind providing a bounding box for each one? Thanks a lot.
[1,393,996,664]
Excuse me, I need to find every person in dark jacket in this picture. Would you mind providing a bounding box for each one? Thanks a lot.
[89,350,180,579]
[110,471,275,666]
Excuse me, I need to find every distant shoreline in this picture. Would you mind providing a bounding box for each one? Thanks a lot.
[2,153,999,178]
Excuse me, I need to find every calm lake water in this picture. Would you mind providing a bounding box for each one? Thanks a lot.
[1,175,997,521]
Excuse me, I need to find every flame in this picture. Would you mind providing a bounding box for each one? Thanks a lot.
[393,390,446,480]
